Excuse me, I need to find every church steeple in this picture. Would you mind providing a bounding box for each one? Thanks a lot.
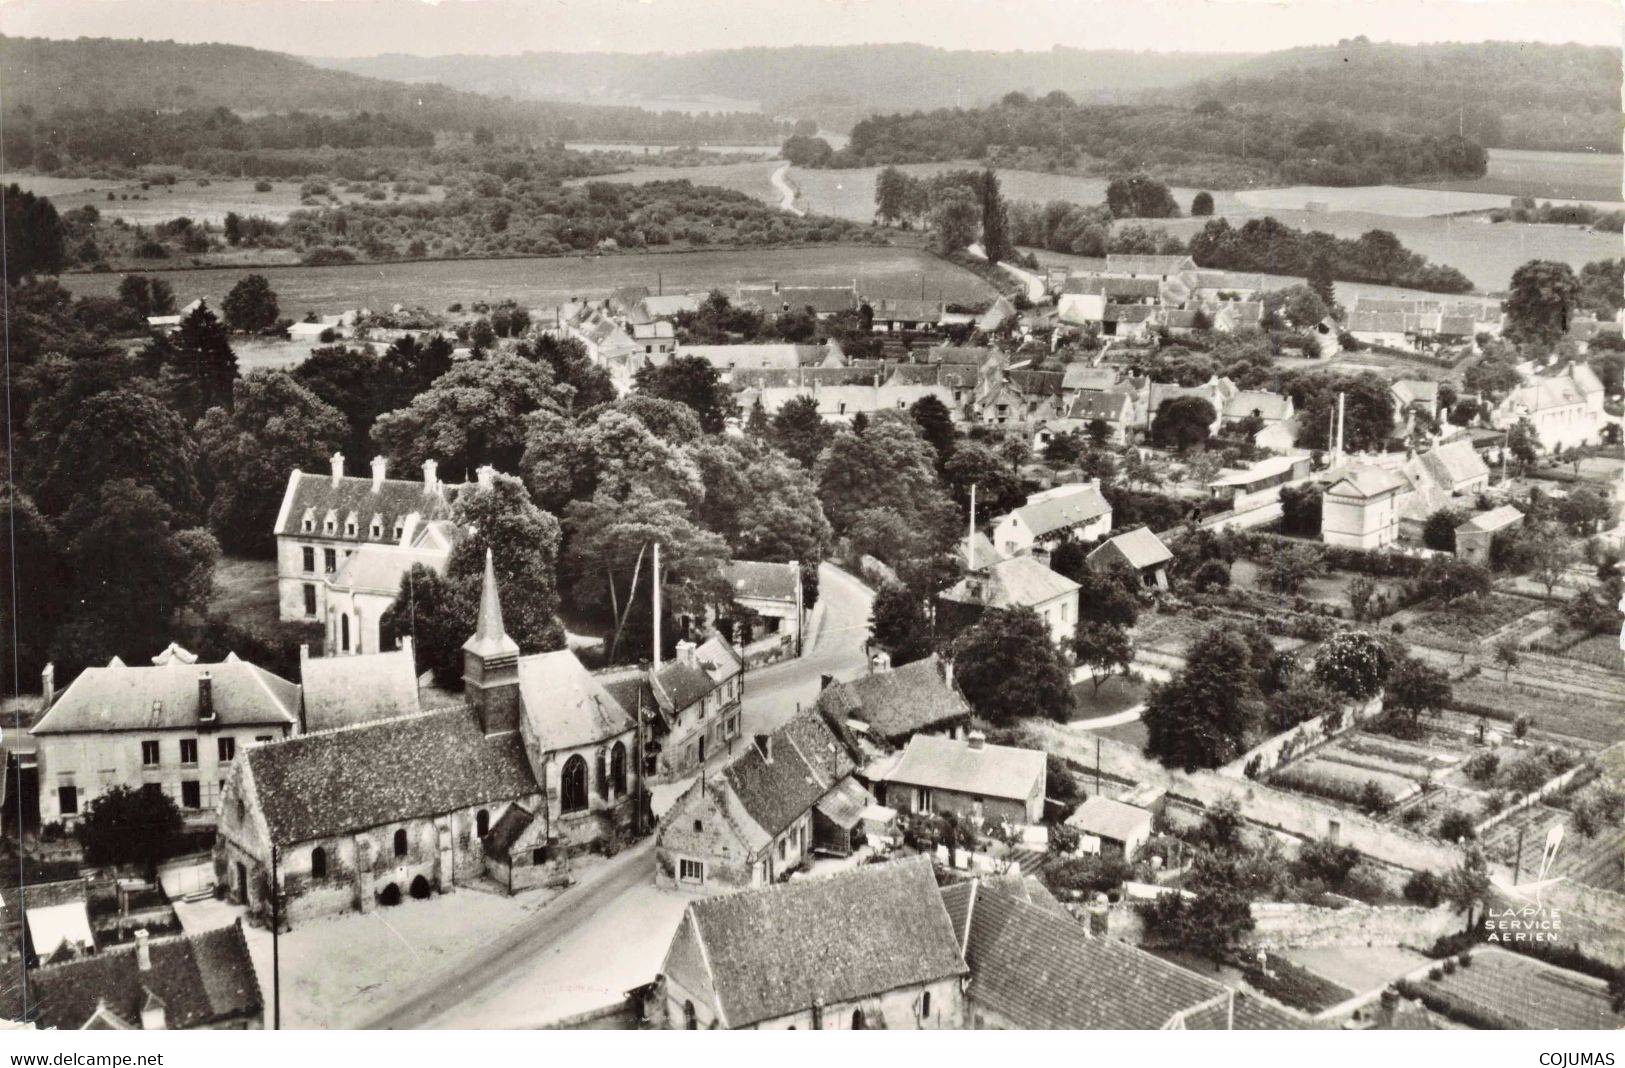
[463,549,520,734]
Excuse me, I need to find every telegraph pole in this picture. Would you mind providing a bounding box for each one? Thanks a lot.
[270,844,282,1030]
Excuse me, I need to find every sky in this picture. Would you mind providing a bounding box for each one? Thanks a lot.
[0,0,1616,57]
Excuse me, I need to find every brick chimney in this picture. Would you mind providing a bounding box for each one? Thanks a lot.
[134,929,151,971]
[197,671,215,724]
[371,455,387,491]
[676,639,697,668]
[967,730,986,750]
[422,459,439,495]
[755,733,772,763]
[330,451,345,485]
[40,662,54,711]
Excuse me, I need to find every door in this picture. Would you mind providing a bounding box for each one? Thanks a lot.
[236,862,248,903]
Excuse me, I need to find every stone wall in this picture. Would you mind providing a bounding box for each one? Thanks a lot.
[1218,696,1384,780]
[1101,899,1457,951]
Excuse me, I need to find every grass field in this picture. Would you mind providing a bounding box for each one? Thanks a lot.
[4,174,446,226]
[60,244,998,316]
[208,556,280,638]
[572,158,785,203]
[1410,148,1624,205]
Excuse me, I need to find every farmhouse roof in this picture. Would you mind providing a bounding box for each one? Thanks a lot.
[815,655,970,743]
[1006,483,1111,537]
[1457,504,1524,534]
[1064,390,1135,422]
[1327,465,1408,499]
[1105,254,1196,276]
[299,647,421,734]
[1223,389,1293,423]
[680,344,827,370]
[927,344,999,366]
[1066,796,1154,843]
[33,654,298,736]
[871,297,945,323]
[1088,526,1173,572]
[1348,311,1407,334]
[941,554,1079,611]
[1006,369,1066,397]
[882,733,1044,804]
[1061,364,1121,392]
[1419,438,1489,491]
[652,636,741,715]
[670,856,965,1029]
[719,708,856,843]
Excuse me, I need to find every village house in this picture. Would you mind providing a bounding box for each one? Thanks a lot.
[992,482,1113,557]
[0,923,263,1031]
[0,879,92,968]
[739,378,961,425]
[644,636,744,777]
[30,645,299,827]
[1040,389,1137,449]
[1103,253,1197,281]
[1391,379,1441,426]
[869,298,946,333]
[1347,310,1410,349]
[876,732,1046,828]
[680,342,837,373]
[938,554,1080,646]
[719,559,805,655]
[1065,796,1154,859]
[1145,379,1230,437]
[1207,455,1314,510]
[1222,389,1297,449]
[298,642,421,734]
[814,654,972,751]
[1060,363,1123,399]
[630,320,676,358]
[1492,363,1606,452]
[322,510,460,657]
[1417,437,1491,497]
[737,282,859,320]
[1455,505,1525,566]
[1322,465,1409,549]
[273,454,464,637]
[1087,526,1174,589]
[658,855,967,1029]
[655,708,859,892]
[215,556,639,924]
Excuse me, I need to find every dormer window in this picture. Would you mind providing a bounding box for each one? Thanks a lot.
[323,510,338,535]
[369,516,383,540]
[393,520,405,541]
[301,508,316,533]
[343,512,358,537]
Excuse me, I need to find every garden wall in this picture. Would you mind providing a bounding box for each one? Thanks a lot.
[1471,750,1606,836]
[1218,695,1383,780]
[1520,880,1625,969]
[1101,899,1457,950]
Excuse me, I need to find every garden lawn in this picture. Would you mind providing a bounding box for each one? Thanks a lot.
[1229,559,1404,615]
[209,556,280,638]
[1070,676,1148,721]
[1408,948,1621,1030]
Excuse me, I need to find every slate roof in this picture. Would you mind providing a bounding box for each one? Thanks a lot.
[958,532,1001,570]
[1006,484,1111,538]
[927,344,999,366]
[1419,438,1489,491]
[815,655,971,743]
[941,554,1080,611]
[680,344,827,371]
[883,733,1045,803]
[872,298,945,323]
[739,285,859,316]
[651,637,741,715]
[1,923,262,1031]
[948,878,1232,1029]
[300,647,421,734]
[274,469,461,540]
[1327,465,1408,499]
[243,706,538,846]
[1066,796,1154,842]
[33,654,298,735]
[1224,389,1293,423]
[1457,504,1524,534]
[1006,369,1065,397]
[517,649,637,753]
[1064,390,1135,422]
[0,879,87,933]
[721,559,799,603]
[720,708,855,842]
[668,855,966,1028]
[1348,311,1407,334]
[1089,526,1173,571]
[1061,364,1122,392]
[1104,254,1195,276]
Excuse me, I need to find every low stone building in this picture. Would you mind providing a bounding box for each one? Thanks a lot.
[813,654,972,750]
[1065,796,1154,859]
[876,731,1046,828]
[719,559,805,655]
[1455,505,1525,566]
[658,856,967,1029]
[1087,526,1174,589]
[938,554,1081,647]
[215,554,640,925]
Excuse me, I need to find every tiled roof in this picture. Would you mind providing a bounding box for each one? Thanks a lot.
[642,293,704,318]
[1457,504,1524,533]
[1061,364,1121,392]
[1419,438,1489,490]
[927,344,999,366]
[481,801,536,860]
[1064,390,1134,422]
[1089,526,1173,571]
[1504,375,1588,412]
[815,655,971,743]
[669,855,966,1028]
[1,923,261,1030]
[1327,465,1408,499]
[680,344,827,370]
[275,469,461,540]
[721,559,799,603]
[1224,389,1293,423]
[300,648,421,734]
[958,532,1001,570]
[941,554,1080,611]
[721,708,854,840]
[732,366,877,390]
[33,653,298,735]
[1066,796,1154,842]
[517,649,637,754]
[243,706,538,846]
[1105,254,1195,276]
[882,733,1045,803]
[872,298,945,323]
[1006,369,1065,397]
[1391,379,1440,406]
[1348,311,1407,334]
[1102,304,1156,324]
[0,879,87,932]
[950,879,1231,1029]
[739,285,858,316]
[1007,484,1112,537]
[652,637,741,715]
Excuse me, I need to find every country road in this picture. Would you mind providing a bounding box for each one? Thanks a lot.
[366,562,875,1028]
[771,162,804,216]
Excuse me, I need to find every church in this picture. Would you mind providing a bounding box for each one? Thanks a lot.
[214,553,642,927]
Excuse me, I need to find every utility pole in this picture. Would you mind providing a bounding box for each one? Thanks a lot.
[652,541,662,670]
[270,844,282,1031]
[967,483,977,569]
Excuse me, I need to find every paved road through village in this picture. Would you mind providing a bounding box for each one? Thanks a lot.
[365,562,875,1028]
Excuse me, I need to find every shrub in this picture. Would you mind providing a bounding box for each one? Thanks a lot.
[1436,809,1476,842]
[254,179,273,192]
[1462,752,1500,783]
[1404,870,1443,907]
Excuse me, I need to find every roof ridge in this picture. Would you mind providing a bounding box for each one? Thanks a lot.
[255,702,467,747]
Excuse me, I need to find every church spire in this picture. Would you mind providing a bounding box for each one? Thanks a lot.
[463,549,519,659]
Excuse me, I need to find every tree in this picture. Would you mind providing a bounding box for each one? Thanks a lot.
[942,441,1023,518]
[380,565,468,686]
[221,273,280,333]
[1190,191,1215,217]
[34,389,204,524]
[869,583,933,666]
[781,134,833,166]
[1346,575,1377,622]
[373,353,564,478]
[1279,484,1323,536]
[1504,259,1581,345]
[1422,508,1463,552]
[294,345,388,465]
[1306,253,1337,310]
[2,182,66,283]
[687,437,832,582]
[874,166,911,226]
[769,395,833,469]
[447,473,565,652]
[1264,543,1323,594]
[117,274,176,318]
[1150,396,1216,450]
[634,354,736,433]
[76,786,183,876]
[1493,637,1521,680]
[909,394,957,469]
[951,607,1074,725]
[1075,622,1132,693]
[1143,628,1263,771]
[977,168,1010,263]
[1145,889,1255,967]
[815,412,954,542]
[1068,563,1140,629]
[153,301,239,420]
[196,371,348,556]
[1506,416,1541,470]
[378,333,455,408]
[1105,174,1179,219]
[1387,654,1451,730]
[931,188,980,254]
[525,334,616,412]
[1526,527,1574,598]
[1312,630,1390,700]
[1444,845,1491,931]
[0,489,66,694]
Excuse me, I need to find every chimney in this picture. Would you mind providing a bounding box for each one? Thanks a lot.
[422,459,439,495]
[676,639,697,668]
[197,672,215,724]
[330,451,345,485]
[943,658,956,692]
[755,734,773,763]
[476,464,495,488]
[870,650,892,674]
[40,662,55,711]
[134,929,151,971]
[967,730,986,750]
[371,455,387,491]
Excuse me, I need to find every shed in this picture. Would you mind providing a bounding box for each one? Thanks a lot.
[1066,796,1153,859]
[1087,526,1174,588]
[1455,505,1525,566]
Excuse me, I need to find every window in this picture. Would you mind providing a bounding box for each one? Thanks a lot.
[179,739,198,766]
[311,847,327,880]
[476,810,489,837]
[323,514,337,535]
[218,737,236,762]
[684,1001,698,1030]
[344,518,357,537]
[303,584,317,617]
[531,847,546,865]
[58,785,77,816]
[302,515,314,533]
[921,991,931,1018]
[369,520,382,539]
[778,837,787,861]
[341,614,351,652]
[693,819,703,832]
[302,546,315,572]
[141,740,160,766]
[255,735,273,744]
[323,548,337,574]
[610,742,628,798]
[560,755,589,813]
[393,828,409,857]
[852,1009,866,1030]
[180,780,201,809]
[679,858,705,884]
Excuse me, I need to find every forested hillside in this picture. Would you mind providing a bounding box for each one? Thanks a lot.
[1177,39,1621,154]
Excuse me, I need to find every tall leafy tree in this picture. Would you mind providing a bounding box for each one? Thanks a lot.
[373,353,564,479]
[1142,628,1263,771]
[196,371,348,555]
[34,388,204,524]
[909,394,957,469]
[0,489,66,694]
[221,273,281,333]
[447,472,566,653]
[768,395,833,469]
[951,607,1074,725]
[634,354,736,433]
[869,583,933,666]
[2,182,66,282]
[76,786,183,876]
[522,334,616,413]
[815,411,954,544]
[150,301,239,420]
[294,346,388,466]
[1503,259,1581,345]
[117,274,176,318]
[1150,396,1217,450]
[977,168,1010,263]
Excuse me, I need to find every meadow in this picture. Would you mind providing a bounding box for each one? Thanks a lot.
[569,158,785,204]
[1411,147,1623,204]
[2,173,445,226]
[60,244,998,317]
